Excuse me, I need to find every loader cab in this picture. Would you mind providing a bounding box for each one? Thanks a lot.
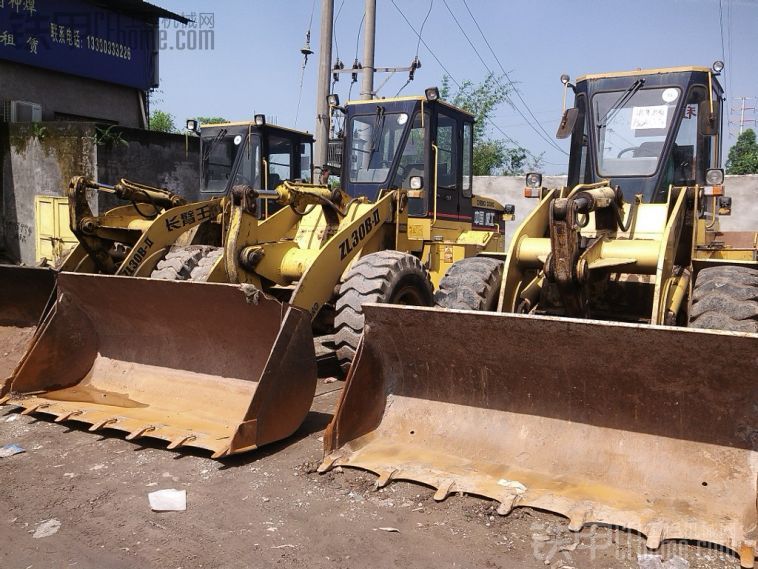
[196,119,314,213]
[562,66,724,203]
[334,92,500,229]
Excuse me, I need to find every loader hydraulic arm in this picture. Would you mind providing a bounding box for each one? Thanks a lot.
[67,176,188,274]
[223,182,405,319]
[546,184,627,316]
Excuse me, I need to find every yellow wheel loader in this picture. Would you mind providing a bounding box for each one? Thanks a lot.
[5,92,513,458]
[322,65,758,566]
[0,120,314,396]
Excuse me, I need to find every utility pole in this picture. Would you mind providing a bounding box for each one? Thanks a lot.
[314,0,334,168]
[361,0,376,100]
[729,97,757,137]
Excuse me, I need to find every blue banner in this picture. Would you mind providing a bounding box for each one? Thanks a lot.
[0,0,157,90]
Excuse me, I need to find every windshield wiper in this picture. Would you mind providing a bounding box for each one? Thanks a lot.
[202,128,228,164]
[368,106,386,156]
[597,79,645,129]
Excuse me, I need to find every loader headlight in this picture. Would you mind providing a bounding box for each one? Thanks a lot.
[525,172,542,188]
[186,119,199,133]
[705,168,724,186]
[254,114,266,127]
[410,176,424,190]
[425,87,440,102]
[327,93,340,107]
[712,60,725,73]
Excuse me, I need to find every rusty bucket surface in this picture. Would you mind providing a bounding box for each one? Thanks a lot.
[322,304,758,567]
[7,273,317,458]
[0,265,56,395]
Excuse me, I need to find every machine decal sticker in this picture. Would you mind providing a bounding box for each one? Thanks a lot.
[121,238,155,276]
[339,210,381,260]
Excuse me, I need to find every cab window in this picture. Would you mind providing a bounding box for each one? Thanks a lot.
[232,135,261,189]
[268,135,293,189]
[300,143,312,182]
[661,86,710,189]
[392,112,425,189]
[436,111,458,189]
[462,122,473,197]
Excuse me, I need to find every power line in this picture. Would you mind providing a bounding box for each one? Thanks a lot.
[294,0,318,128]
[718,0,729,99]
[441,0,565,155]
[459,0,567,156]
[718,0,726,65]
[726,0,734,99]
[348,12,366,101]
[416,0,434,59]
[332,0,346,60]
[396,0,433,97]
[388,0,563,166]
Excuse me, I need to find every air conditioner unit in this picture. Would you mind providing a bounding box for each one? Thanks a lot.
[3,100,42,123]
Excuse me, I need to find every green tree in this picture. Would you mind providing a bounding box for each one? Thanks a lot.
[149,110,177,133]
[440,73,537,175]
[726,129,758,174]
[196,116,229,125]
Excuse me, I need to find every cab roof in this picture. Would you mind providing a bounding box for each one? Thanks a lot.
[346,95,474,120]
[576,65,713,83]
[201,121,313,139]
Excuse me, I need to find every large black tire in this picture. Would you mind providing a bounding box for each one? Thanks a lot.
[334,251,433,373]
[150,245,222,282]
[434,257,504,311]
[689,265,758,333]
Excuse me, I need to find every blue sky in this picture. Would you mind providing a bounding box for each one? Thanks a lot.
[155,0,756,173]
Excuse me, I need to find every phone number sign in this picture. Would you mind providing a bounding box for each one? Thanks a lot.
[0,0,157,90]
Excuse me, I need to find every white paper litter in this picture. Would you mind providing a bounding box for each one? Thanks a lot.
[148,489,187,512]
[0,444,25,458]
[33,518,61,539]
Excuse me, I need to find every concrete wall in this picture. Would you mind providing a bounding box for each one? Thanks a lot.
[1,123,200,264]
[474,176,567,245]
[2,123,97,263]
[474,175,758,245]
[0,60,144,128]
[96,128,200,212]
[720,175,758,232]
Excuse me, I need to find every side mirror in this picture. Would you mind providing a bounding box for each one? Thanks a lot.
[556,108,579,139]
[698,100,719,136]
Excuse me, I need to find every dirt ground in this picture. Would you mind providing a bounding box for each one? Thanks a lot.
[0,381,741,569]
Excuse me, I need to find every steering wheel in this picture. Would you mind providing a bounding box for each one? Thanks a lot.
[616,147,637,158]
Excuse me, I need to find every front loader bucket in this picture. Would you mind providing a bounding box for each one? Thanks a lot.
[322,305,758,567]
[7,273,317,458]
[0,265,56,395]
